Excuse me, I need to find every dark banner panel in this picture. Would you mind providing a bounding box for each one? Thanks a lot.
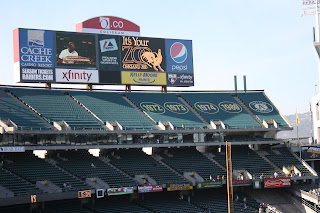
[301,146,320,160]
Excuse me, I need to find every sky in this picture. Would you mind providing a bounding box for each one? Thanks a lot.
[0,0,318,115]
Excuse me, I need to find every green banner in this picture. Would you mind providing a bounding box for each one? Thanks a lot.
[196,181,223,189]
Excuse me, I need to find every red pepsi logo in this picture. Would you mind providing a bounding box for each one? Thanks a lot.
[170,42,187,63]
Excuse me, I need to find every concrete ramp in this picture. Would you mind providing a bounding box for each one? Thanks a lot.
[246,188,312,213]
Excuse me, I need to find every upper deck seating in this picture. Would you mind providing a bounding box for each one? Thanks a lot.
[68,91,155,130]
[181,93,261,128]
[9,88,102,129]
[125,93,206,129]
[0,89,51,129]
[236,92,289,127]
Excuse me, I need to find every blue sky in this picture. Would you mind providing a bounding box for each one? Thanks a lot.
[0,0,317,115]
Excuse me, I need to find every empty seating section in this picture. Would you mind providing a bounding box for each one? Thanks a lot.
[103,149,188,185]
[88,197,152,213]
[181,93,261,128]
[125,93,206,129]
[0,167,42,196]
[44,201,92,213]
[264,147,314,176]
[158,147,226,180]
[138,193,204,213]
[236,92,289,127]
[68,91,155,130]
[49,150,137,188]
[192,192,258,213]
[2,152,90,191]
[0,89,51,129]
[212,146,281,178]
[8,88,102,129]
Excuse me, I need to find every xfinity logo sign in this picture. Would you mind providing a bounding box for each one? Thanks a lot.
[56,69,99,83]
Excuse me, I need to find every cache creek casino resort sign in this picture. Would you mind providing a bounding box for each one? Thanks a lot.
[13,28,194,87]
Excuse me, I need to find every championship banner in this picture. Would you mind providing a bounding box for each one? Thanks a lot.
[107,187,134,196]
[138,185,163,193]
[196,181,223,189]
[167,184,193,191]
[263,177,291,189]
[232,179,252,186]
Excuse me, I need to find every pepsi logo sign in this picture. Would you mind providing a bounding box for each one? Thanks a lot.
[170,42,187,63]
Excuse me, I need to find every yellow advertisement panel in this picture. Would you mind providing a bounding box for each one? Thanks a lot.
[121,71,166,85]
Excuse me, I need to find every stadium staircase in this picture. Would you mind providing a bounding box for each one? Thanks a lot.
[121,94,160,130]
[263,146,317,178]
[151,153,192,183]
[102,149,190,185]
[65,92,106,129]
[176,95,212,128]
[155,147,226,181]
[232,95,264,128]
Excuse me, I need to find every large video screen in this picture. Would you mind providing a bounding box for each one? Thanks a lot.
[13,28,194,86]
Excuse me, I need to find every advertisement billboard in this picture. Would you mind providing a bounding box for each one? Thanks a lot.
[301,146,320,160]
[196,181,223,189]
[263,177,291,188]
[107,187,134,196]
[13,28,194,86]
[138,185,163,193]
[167,184,193,191]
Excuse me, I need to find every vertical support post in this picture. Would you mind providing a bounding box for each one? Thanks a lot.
[243,75,247,92]
[234,76,237,92]
[226,141,234,213]
[45,83,51,90]
[161,86,167,93]
[316,0,320,42]
[86,84,93,91]
[125,85,131,92]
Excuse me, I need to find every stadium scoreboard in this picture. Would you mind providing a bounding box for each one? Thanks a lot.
[13,28,194,87]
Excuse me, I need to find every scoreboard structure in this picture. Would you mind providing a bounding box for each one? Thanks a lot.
[13,19,194,87]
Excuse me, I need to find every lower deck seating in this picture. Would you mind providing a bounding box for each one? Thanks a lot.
[192,191,259,213]
[2,152,90,192]
[102,149,189,185]
[138,193,204,213]
[157,147,226,180]
[264,147,314,177]
[212,146,282,178]
[48,150,137,188]
[0,167,42,196]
